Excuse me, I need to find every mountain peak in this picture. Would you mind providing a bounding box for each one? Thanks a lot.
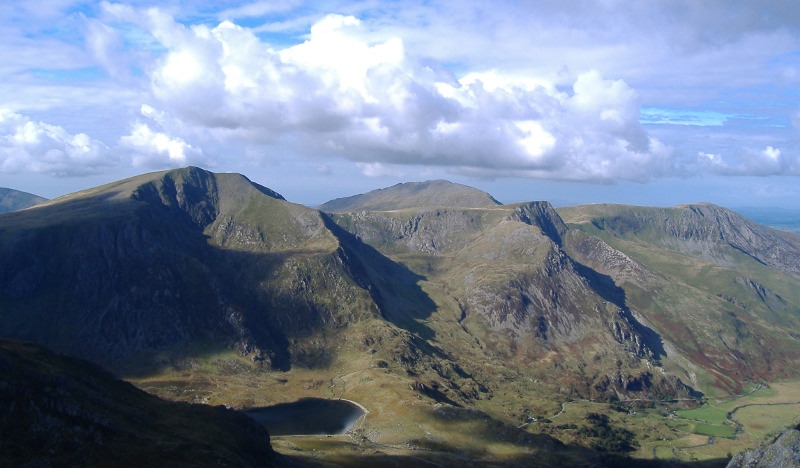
[318,179,501,212]
[0,188,47,213]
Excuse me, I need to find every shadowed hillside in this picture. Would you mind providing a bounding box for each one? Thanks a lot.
[0,167,430,373]
[0,338,278,467]
[2,168,800,465]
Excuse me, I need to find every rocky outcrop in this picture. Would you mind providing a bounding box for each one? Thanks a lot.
[509,201,568,246]
[331,208,499,255]
[727,427,800,468]
[0,167,390,372]
[571,203,800,278]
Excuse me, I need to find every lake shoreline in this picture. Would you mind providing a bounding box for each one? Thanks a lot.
[245,397,368,436]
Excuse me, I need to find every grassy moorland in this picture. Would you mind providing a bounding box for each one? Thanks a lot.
[126,346,595,466]
[124,333,799,467]
[3,169,800,465]
[632,380,800,463]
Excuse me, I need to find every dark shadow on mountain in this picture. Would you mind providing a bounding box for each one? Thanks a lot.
[0,186,444,376]
[0,338,281,468]
[321,213,439,343]
[278,416,731,468]
[571,260,666,363]
[207,250,294,371]
[287,452,730,467]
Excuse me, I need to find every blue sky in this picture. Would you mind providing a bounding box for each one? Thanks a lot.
[1,1,799,208]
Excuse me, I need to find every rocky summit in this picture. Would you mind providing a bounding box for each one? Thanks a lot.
[2,166,800,465]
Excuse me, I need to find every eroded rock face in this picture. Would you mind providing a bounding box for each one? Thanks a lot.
[329,198,690,401]
[0,167,386,372]
[574,203,800,278]
[727,428,800,468]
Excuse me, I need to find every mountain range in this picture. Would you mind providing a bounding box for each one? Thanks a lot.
[0,187,47,213]
[1,166,799,465]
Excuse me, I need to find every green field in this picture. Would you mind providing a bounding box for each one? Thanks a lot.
[693,422,736,438]
[631,380,800,462]
[676,406,729,425]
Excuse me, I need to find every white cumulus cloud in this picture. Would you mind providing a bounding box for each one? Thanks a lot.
[105,10,674,182]
[120,121,205,168]
[0,109,112,175]
[699,145,799,176]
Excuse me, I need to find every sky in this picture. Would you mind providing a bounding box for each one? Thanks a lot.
[1,1,799,208]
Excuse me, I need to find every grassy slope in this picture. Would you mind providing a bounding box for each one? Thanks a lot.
[5,171,800,465]
[123,197,799,465]
[318,179,501,212]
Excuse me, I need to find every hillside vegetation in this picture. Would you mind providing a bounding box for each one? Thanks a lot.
[2,167,799,465]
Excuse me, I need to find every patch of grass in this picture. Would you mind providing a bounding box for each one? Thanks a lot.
[733,404,800,440]
[693,422,735,438]
[676,407,729,425]
[653,444,675,460]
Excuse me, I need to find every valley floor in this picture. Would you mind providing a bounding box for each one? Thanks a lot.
[125,348,800,467]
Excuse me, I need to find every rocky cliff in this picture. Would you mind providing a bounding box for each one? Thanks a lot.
[0,167,401,372]
[727,426,800,468]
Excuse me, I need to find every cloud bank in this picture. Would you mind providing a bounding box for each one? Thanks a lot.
[0,109,111,175]
[108,11,673,181]
[0,2,797,184]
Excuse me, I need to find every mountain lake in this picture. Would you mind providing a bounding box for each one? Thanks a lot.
[245,397,367,436]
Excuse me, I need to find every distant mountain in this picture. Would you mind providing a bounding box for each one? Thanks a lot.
[560,202,800,278]
[0,338,278,467]
[3,167,800,463]
[0,187,47,213]
[318,179,501,212]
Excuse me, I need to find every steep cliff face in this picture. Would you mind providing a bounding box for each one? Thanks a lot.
[0,167,391,371]
[330,198,686,401]
[0,180,226,365]
[727,426,800,468]
[564,203,800,278]
[560,203,800,392]
[0,338,278,467]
